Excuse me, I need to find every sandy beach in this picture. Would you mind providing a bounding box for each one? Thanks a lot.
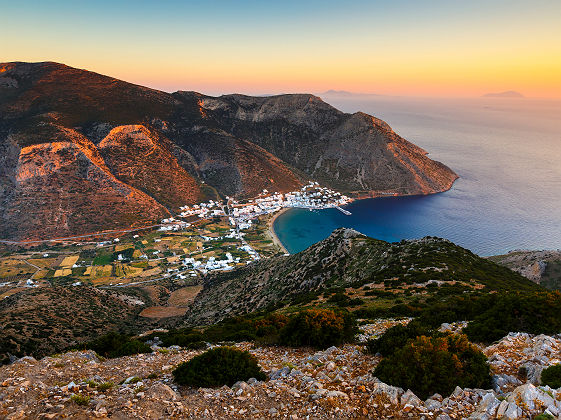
[267,208,290,254]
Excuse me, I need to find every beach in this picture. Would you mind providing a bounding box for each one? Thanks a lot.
[266,208,290,254]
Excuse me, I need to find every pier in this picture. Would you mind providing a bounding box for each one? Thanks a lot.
[335,206,352,215]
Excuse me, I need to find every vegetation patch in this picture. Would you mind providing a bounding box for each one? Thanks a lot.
[78,332,152,358]
[278,309,357,349]
[173,347,266,387]
[373,334,491,400]
[541,364,561,389]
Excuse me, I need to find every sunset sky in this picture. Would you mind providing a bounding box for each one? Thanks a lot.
[2,0,560,98]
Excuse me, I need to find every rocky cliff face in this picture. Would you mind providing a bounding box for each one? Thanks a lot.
[0,62,457,240]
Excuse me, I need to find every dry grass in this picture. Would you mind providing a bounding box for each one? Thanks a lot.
[53,268,72,277]
[59,255,79,268]
[136,267,162,278]
[89,265,112,278]
[168,285,203,306]
[139,306,188,318]
[27,258,57,269]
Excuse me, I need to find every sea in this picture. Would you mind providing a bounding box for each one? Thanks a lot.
[273,95,561,256]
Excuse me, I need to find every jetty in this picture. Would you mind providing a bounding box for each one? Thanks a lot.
[335,206,352,215]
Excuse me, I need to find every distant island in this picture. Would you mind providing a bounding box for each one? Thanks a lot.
[321,89,381,97]
[483,90,524,98]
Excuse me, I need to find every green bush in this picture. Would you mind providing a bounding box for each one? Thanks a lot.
[185,341,207,350]
[534,414,555,420]
[70,394,91,406]
[172,347,266,387]
[373,334,491,400]
[278,309,357,349]
[79,332,151,358]
[464,293,561,343]
[112,339,152,357]
[541,364,561,389]
[366,321,431,356]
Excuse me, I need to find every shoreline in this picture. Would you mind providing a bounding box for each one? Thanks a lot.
[265,183,458,256]
[267,208,290,254]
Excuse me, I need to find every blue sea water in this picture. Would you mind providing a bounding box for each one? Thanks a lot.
[274,96,561,256]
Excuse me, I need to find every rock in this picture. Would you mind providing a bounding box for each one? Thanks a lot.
[520,361,544,384]
[401,389,422,407]
[371,381,404,405]
[492,374,521,392]
[232,381,248,391]
[497,401,522,419]
[430,393,443,401]
[507,383,555,411]
[6,410,25,420]
[451,386,463,398]
[269,366,291,380]
[146,382,179,401]
[325,362,336,371]
[247,377,258,385]
[469,392,500,419]
[325,390,348,399]
[425,398,441,411]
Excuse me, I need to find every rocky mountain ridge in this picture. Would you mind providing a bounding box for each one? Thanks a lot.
[0,62,457,240]
[185,228,538,325]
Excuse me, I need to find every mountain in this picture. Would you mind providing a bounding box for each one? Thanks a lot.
[483,91,525,98]
[185,228,539,325]
[0,62,457,240]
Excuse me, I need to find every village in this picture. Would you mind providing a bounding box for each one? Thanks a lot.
[0,183,352,302]
[176,182,352,228]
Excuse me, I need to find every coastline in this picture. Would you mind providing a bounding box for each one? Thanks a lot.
[267,208,290,254]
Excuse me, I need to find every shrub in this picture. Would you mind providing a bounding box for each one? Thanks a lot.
[278,309,357,349]
[366,321,431,356]
[112,340,152,357]
[464,293,561,343]
[97,382,114,391]
[172,347,266,387]
[185,341,207,350]
[79,332,151,358]
[373,334,491,400]
[70,394,91,406]
[541,364,561,389]
[534,414,555,420]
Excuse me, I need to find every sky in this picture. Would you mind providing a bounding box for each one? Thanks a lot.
[1,0,560,98]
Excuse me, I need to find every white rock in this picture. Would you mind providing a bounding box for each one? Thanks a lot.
[469,392,500,419]
[507,383,555,411]
[325,361,336,371]
[371,381,404,405]
[401,389,422,407]
[425,398,441,411]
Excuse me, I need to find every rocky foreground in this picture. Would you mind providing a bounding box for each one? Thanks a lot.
[1,320,560,419]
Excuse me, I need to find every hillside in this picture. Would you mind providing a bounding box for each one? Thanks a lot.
[489,250,561,290]
[2,325,560,419]
[0,62,457,240]
[0,286,156,364]
[185,228,539,325]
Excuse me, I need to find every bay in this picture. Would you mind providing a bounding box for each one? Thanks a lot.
[274,96,561,256]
